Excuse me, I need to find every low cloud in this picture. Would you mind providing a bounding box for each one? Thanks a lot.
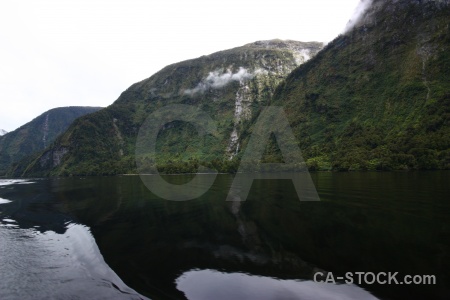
[344,0,374,33]
[184,67,258,96]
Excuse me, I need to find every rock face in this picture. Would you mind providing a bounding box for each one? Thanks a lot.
[0,129,7,136]
[19,40,323,176]
[0,106,102,175]
[39,147,69,169]
[270,0,450,170]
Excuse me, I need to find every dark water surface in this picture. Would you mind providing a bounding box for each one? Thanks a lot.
[0,172,449,300]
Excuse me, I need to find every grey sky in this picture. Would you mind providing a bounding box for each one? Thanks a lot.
[0,0,363,132]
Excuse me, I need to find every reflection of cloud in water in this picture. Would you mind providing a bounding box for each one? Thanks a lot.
[0,197,12,204]
[0,179,35,186]
[176,269,379,300]
[0,222,147,299]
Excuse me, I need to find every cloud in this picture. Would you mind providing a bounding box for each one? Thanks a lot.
[184,67,257,95]
[344,0,374,33]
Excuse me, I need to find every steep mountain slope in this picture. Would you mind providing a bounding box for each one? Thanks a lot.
[0,129,7,136]
[18,0,449,176]
[270,0,450,170]
[0,106,102,175]
[19,40,323,176]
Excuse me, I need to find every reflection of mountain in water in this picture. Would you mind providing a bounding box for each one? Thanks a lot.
[0,179,147,300]
[2,174,449,300]
[52,174,450,300]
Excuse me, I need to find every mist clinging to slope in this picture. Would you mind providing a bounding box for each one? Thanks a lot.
[344,0,374,33]
[184,67,257,96]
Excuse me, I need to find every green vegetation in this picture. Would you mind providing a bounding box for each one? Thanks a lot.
[12,0,450,176]
[269,0,450,171]
[0,106,101,176]
[15,41,322,177]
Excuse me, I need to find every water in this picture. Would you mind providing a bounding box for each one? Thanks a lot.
[176,269,378,300]
[0,179,145,300]
[0,172,449,300]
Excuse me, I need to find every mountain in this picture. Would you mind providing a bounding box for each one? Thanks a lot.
[16,40,323,177]
[0,129,7,136]
[269,0,450,171]
[0,106,102,175]
[16,0,450,177]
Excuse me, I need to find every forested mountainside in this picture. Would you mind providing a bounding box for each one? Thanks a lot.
[1,106,101,176]
[270,0,450,170]
[14,0,450,177]
[17,41,322,176]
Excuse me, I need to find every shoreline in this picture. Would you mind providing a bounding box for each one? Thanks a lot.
[2,169,449,180]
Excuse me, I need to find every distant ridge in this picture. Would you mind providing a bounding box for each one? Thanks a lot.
[0,106,102,175]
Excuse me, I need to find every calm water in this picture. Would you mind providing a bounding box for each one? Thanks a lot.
[0,172,449,300]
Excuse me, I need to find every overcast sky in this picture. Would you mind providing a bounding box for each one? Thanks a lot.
[0,0,363,132]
